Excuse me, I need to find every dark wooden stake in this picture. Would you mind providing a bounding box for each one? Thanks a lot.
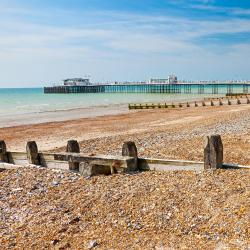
[66,140,80,171]
[204,135,223,170]
[26,141,40,165]
[0,140,8,162]
[122,141,138,171]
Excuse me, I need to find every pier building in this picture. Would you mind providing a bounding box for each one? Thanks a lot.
[63,78,91,86]
[150,75,178,84]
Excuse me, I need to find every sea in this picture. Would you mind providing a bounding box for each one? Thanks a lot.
[0,88,226,117]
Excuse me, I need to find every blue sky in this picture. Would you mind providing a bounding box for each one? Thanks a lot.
[0,0,250,87]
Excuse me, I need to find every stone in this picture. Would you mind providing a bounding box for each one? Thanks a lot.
[51,239,60,245]
[88,240,98,249]
[69,217,80,224]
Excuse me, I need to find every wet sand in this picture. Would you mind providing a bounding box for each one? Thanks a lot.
[0,104,131,128]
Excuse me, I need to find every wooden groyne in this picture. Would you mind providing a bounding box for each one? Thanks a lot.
[0,135,249,176]
[129,95,250,110]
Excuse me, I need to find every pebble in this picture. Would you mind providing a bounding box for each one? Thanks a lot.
[88,240,98,249]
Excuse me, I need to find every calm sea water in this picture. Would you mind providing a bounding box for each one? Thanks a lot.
[0,88,225,117]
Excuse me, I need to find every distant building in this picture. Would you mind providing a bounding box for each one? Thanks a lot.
[150,75,178,84]
[63,78,91,86]
[168,75,178,84]
[150,78,169,84]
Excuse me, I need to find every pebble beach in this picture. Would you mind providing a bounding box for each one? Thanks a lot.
[0,103,249,249]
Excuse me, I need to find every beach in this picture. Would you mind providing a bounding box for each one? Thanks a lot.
[0,103,249,165]
[1,0,250,248]
[1,168,249,249]
[1,100,250,249]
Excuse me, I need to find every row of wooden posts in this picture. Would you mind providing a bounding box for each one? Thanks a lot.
[0,135,246,177]
[129,96,250,110]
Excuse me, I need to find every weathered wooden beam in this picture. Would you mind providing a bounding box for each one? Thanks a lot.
[26,141,40,165]
[53,152,136,172]
[79,160,113,177]
[138,158,203,171]
[66,140,80,170]
[204,135,223,170]
[77,153,136,177]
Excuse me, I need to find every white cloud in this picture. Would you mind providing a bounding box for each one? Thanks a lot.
[0,4,249,86]
[191,4,250,16]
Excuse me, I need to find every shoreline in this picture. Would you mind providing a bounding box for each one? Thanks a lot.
[0,104,132,128]
[0,95,221,128]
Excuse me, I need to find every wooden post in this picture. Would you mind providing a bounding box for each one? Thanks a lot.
[247,98,250,104]
[219,99,223,106]
[195,101,198,107]
[0,140,8,162]
[66,140,80,171]
[228,99,232,105]
[122,141,138,171]
[26,141,40,165]
[211,100,214,106]
[202,101,206,106]
[237,99,241,105]
[187,102,190,107]
[204,135,223,170]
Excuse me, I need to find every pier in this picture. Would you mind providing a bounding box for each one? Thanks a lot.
[44,83,250,95]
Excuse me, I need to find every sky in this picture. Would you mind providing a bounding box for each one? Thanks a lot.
[0,0,250,87]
